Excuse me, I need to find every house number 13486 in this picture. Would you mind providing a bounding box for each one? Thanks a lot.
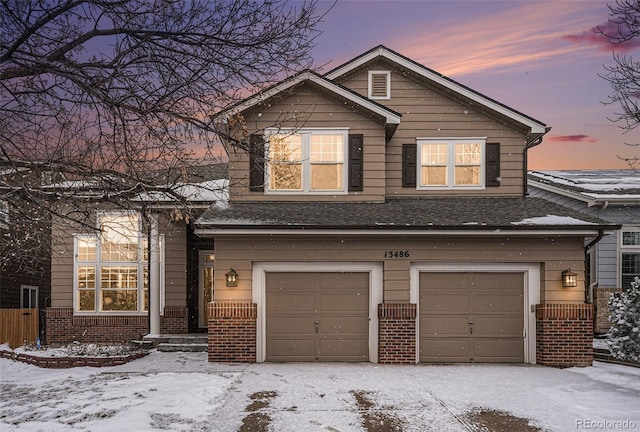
[384,250,410,258]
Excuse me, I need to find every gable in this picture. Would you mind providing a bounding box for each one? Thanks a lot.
[325,45,547,137]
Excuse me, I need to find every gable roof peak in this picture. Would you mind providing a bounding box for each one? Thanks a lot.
[325,45,547,135]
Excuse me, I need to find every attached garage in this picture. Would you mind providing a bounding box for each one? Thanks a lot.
[265,272,370,361]
[419,271,526,363]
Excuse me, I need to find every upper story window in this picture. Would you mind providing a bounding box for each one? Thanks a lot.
[417,138,485,189]
[368,70,390,99]
[265,128,348,194]
[74,211,164,314]
[620,227,640,289]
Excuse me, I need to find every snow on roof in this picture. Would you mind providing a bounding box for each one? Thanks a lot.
[529,170,640,201]
[511,214,596,226]
[135,179,228,203]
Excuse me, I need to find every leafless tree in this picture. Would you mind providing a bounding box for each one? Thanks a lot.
[0,0,325,269]
[598,0,640,167]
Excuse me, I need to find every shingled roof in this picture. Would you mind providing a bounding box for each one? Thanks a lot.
[195,197,616,231]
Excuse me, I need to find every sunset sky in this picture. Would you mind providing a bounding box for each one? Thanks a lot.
[309,0,639,170]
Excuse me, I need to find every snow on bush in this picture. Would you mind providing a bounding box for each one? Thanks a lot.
[607,276,640,363]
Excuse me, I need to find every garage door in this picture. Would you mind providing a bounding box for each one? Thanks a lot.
[266,272,369,361]
[419,272,524,363]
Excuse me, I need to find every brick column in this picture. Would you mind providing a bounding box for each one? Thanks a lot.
[208,302,257,362]
[378,303,416,364]
[594,288,621,334]
[536,303,593,368]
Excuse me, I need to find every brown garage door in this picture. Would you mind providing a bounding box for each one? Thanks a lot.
[420,272,524,363]
[266,272,369,361]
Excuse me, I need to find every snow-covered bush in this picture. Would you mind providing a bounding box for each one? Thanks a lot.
[607,276,640,363]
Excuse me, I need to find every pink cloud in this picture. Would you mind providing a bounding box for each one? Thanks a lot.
[564,21,640,53]
[548,134,598,144]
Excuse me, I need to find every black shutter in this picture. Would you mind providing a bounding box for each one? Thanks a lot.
[402,143,417,188]
[348,134,363,192]
[485,143,500,187]
[249,134,265,192]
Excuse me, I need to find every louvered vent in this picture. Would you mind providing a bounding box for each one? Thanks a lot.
[369,71,390,99]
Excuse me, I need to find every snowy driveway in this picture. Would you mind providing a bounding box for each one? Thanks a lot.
[1,351,639,431]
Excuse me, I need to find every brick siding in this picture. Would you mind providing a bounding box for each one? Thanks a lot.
[378,303,416,364]
[45,306,188,345]
[594,288,621,334]
[208,302,257,362]
[536,303,593,368]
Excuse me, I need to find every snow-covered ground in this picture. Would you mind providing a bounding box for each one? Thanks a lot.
[1,351,639,432]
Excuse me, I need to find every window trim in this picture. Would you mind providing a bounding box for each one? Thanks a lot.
[619,226,640,289]
[368,70,391,100]
[73,212,165,316]
[20,285,38,309]
[264,128,349,195]
[416,137,486,190]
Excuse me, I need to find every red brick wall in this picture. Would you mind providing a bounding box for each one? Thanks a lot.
[378,303,416,364]
[536,303,593,368]
[45,306,188,345]
[208,302,256,362]
[594,288,621,334]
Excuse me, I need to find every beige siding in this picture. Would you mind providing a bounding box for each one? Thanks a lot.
[228,84,387,202]
[212,235,585,303]
[50,210,187,310]
[335,60,530,197]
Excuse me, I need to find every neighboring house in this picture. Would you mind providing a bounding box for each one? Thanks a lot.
[46,46,617,367]
[0,165,52,341]
[528,169,640,333]
[0,166,51,310]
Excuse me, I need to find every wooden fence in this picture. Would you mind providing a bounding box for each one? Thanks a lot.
[0,309,39,349]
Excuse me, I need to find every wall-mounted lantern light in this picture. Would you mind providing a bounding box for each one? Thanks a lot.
[562,269,578,288]
[225,268,238,287]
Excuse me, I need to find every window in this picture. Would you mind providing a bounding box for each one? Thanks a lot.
[368,70,390,99]
[21,285,38,308]
[74,212,163,314]
[417,138,485,189]
[266,129,348,194]
[621,227,640,289]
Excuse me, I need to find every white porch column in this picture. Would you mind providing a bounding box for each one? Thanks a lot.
[149,214,161,336]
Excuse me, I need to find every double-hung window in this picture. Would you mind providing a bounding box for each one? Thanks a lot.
[74,212,163,314]
[417,138,485,189]
[266,128,348,194]
[620,227,640,289]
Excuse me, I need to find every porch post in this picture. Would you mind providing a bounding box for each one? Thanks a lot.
[149,214,161,336]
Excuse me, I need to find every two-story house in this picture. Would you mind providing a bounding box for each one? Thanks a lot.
[46,46,616,367]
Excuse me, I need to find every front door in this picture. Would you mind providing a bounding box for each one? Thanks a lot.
[199,251,215,329]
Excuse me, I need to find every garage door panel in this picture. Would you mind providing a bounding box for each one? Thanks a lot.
[421,339,472,362]
[420,316,469,336]
[420,294,469,312]
[473,339,524,362]
[267,339,315,361]
[473,293,523,313]
[320,291,368,311]
[420,272,469,291]
[319,338,368,360]
[319,316,368,334]
[420,271,525,363]
[319,272,368,287]
[267,293,316,312]
[473,316,523,336]
[266,317,315,335]
[472,272,523,290]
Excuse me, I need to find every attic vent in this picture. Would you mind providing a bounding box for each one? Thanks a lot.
[368,70,390,99]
